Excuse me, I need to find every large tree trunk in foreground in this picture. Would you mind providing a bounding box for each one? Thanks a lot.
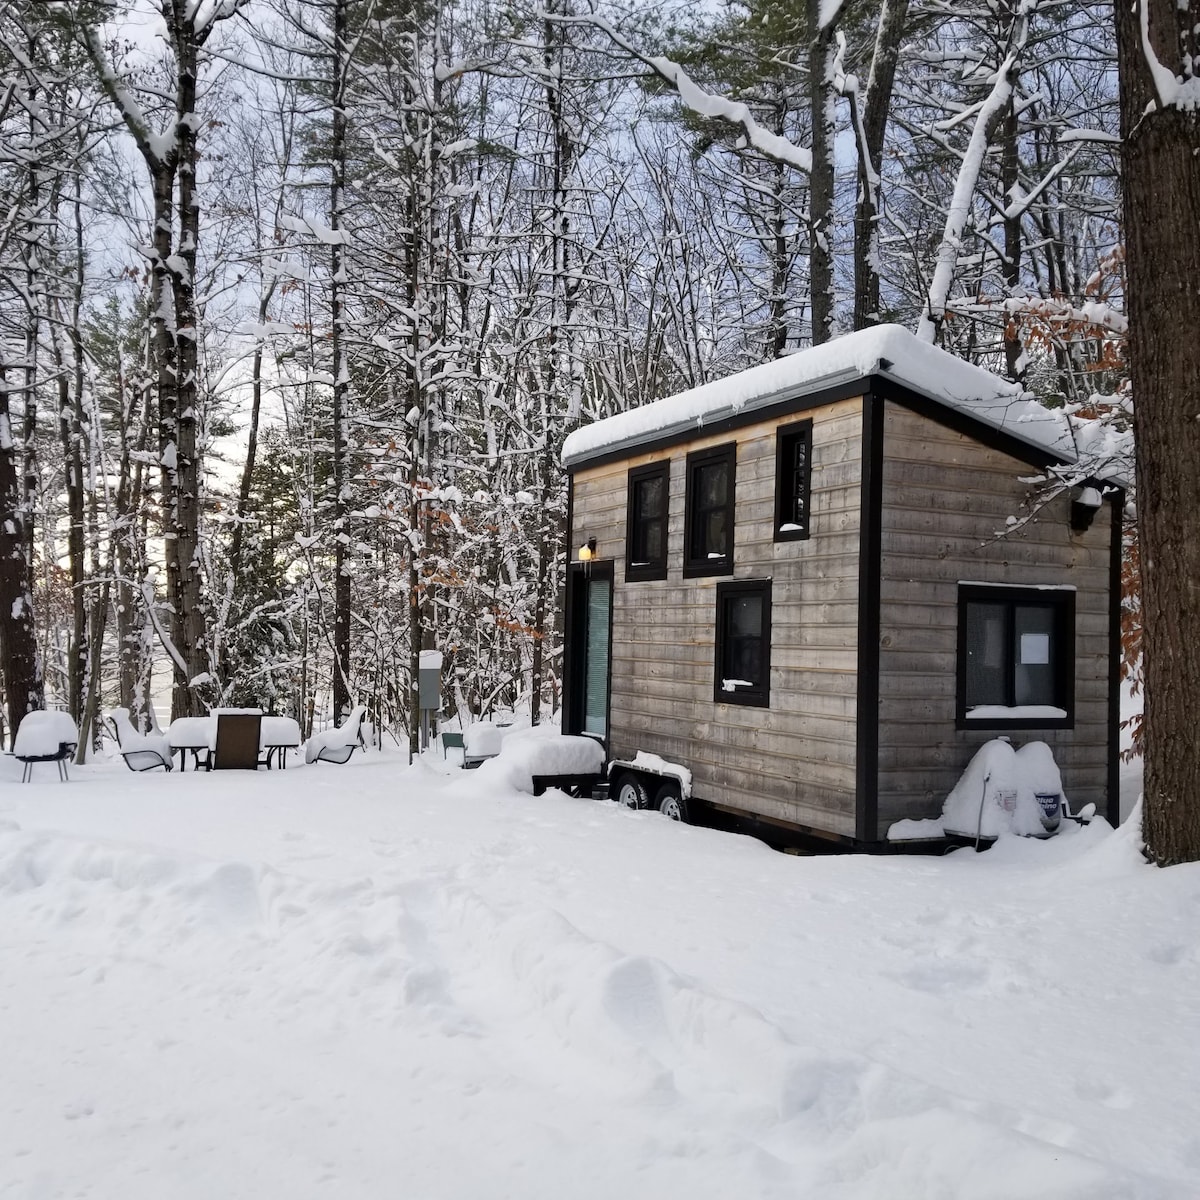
[1115,0,1200,864]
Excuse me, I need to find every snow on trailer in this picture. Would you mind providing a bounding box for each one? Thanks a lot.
[607,753,694,822]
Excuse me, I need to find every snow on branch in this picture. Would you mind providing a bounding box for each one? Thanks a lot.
[947,294,1128,338]
[917,7,1035,343]
[81,25,171,169]
[542,12,813,174]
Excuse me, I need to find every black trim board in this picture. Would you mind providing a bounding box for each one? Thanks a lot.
[561,479,575,736]
[562,560,614,752]
[1107,490,1125,826]
[876,378,1068,473]
[855,391,884,843]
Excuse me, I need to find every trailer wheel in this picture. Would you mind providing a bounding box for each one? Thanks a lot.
[654,782,689,823]
[612,772,649,810]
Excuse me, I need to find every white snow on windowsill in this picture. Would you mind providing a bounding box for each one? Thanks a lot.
[958,580,1077,591]
[965,705,1067,720]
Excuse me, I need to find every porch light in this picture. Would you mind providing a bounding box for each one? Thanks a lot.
[578,537,597,562]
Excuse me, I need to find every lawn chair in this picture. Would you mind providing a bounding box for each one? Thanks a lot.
[305,705,366,765]
[210,713,263,770]
[441,730,465,762]
[14,710,79,782]
[106,708,174,773]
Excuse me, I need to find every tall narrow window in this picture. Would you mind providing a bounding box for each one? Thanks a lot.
[684,443,735,576]
[774,419,813,541]
[714,580,771,706]
[957,584,1075,728]
[625,462,669,582]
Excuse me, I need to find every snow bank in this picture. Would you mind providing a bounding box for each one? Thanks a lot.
[940,738,1067,840]
[475,726,605,793]
[0,754,1191,1198]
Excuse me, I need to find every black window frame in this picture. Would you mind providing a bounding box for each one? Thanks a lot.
[684,443,736,577]
[714,579,772,707]
[956,584,1075,730]
[774,418,813,542]
[625,461,670,582]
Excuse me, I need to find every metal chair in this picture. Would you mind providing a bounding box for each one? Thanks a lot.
[106,708,174,772]
[210,713,263,770]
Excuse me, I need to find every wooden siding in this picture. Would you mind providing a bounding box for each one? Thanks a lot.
[875,402,1113,839]
[571,397,865,837]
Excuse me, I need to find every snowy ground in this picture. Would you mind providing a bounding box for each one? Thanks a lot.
[1,749,1196,1199]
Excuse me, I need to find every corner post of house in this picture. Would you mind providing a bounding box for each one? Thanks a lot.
[855,386,885,844]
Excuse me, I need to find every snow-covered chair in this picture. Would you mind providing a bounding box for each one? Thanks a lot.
[305,705,367,765]
[13,710,79,782]
[106,707,174,773]
[462,715,529,769]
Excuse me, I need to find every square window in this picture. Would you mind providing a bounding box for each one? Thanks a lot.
[625,462,669,582]
[715,580,771,706]
[957,585,1074,728]
[685,444,735,576]
[774,419,813,541]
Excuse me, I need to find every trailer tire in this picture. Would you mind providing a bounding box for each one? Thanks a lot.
[654,782,688,823]
[613,772,649,810]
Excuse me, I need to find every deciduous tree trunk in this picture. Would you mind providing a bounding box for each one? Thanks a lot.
[1115,0,1200,865]
[0,362,45,745]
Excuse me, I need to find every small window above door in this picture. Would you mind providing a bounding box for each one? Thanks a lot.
[774,419,813,542]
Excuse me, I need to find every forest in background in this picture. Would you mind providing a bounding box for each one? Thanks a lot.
[0,0,1130,759]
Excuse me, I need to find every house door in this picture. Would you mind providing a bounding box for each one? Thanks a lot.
[567,563,612,740]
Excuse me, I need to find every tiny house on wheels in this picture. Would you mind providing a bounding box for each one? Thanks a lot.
[560,325,1123,850]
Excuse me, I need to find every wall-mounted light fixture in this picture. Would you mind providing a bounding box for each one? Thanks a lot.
[1070,483,1103,534]
[578,537,597,562]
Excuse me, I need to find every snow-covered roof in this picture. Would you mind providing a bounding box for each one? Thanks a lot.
[562,325,1088,470]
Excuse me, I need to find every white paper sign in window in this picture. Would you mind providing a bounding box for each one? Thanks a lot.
[1020,632,1050,665]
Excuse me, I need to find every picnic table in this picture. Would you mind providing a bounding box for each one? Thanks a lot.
[165,712,303,770]
[165,717,212,770]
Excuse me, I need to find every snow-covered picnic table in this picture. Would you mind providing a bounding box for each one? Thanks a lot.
[475,726,605,795]
[165,712,304,770]
[165,718,213,770]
